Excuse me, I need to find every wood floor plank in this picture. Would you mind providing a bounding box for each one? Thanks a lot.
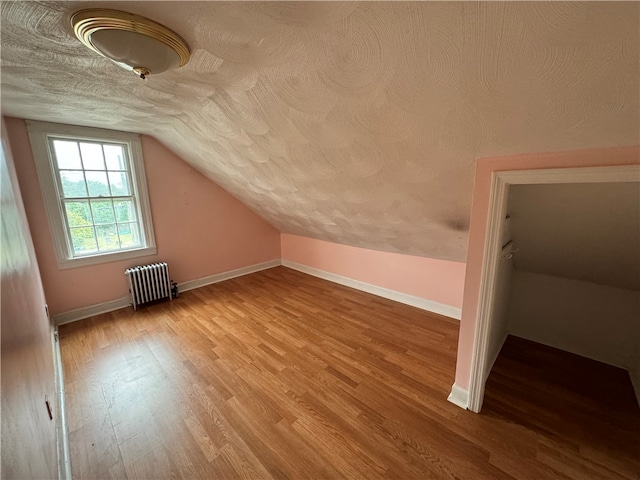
[68,417,123,480]
[59,266,640,479]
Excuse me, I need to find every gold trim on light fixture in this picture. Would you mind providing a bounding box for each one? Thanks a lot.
[132,67,151,80]
[71,9,190,76]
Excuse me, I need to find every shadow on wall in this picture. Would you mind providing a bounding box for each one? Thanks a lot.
[1,119,59,478]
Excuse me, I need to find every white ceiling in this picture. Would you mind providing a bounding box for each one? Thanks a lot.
[1,2,638,262]
[508,182,640,291]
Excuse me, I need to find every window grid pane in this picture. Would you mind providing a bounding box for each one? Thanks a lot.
[70,226,98,255]
[50,136,146,258]
[104,144,127,170]
[52,140,82,169]
[79,142,106,170]
[59,170,88,198]
[85,171,110,197]
[114,198,137,223]
[95,224,119,251]
[108,171,130,196]
[62,196,143,256]
[64,201,92,227]
[118,222,141,249]
[90,199,116,225]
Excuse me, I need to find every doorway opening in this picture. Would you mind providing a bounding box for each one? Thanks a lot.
[467,165,640,413]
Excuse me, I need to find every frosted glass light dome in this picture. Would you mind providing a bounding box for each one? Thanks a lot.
[72,9,190,79]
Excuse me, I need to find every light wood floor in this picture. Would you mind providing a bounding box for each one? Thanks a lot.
[59,266,640,479]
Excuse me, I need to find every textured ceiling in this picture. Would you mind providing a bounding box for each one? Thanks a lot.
[1,2,639,262]
[508,182,640,291]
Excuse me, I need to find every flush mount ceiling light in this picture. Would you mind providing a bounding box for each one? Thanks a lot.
[71,9,190,79]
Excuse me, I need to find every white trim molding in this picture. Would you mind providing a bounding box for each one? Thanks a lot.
[178,259,281,293]
[447,384,469,409]
[53,260,281,325]
[282,260,462,320]
[467,172,510,413]
[54,296,130,326]
[26,120,157,269]
[51,326,71,480]
[467,164,640,414]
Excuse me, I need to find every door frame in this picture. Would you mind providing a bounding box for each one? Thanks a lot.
[467,164,640,413]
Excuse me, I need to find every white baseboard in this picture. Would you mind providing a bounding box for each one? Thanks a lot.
[53,258,458,325]
[281,260,462,320]
[447,383,469,410]
[52,327,71,480]
[53,259,282,326]
[54,296,130,326]
[178,259,281,293]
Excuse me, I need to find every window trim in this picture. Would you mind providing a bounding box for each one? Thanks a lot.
[26,120,157,269]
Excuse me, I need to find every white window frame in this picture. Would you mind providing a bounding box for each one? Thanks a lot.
[26,120,156,269]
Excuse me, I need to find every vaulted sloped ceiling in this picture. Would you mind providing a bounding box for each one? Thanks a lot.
[508,182,640,291]
[1,1,638,262]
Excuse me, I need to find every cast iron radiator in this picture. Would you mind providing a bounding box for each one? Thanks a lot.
[125,262,175,310]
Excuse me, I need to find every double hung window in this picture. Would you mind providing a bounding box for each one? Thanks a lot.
[27,121,156,268]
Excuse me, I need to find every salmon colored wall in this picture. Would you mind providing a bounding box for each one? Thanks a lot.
[281,233,466,309]
[455,145,640,390]
[1,119,58,478]
[6,117,280,316]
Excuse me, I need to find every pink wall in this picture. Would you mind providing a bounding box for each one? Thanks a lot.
[281,233,466,310]
[1,119,58,478]
[455,145,640,390]
[6,117,280,316]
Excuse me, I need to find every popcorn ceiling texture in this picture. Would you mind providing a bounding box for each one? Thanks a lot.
[1,1,638,262]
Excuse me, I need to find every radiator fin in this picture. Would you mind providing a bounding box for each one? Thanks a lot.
[125,262,173,311]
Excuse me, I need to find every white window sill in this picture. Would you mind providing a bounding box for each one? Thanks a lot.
[57,246,157,270]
